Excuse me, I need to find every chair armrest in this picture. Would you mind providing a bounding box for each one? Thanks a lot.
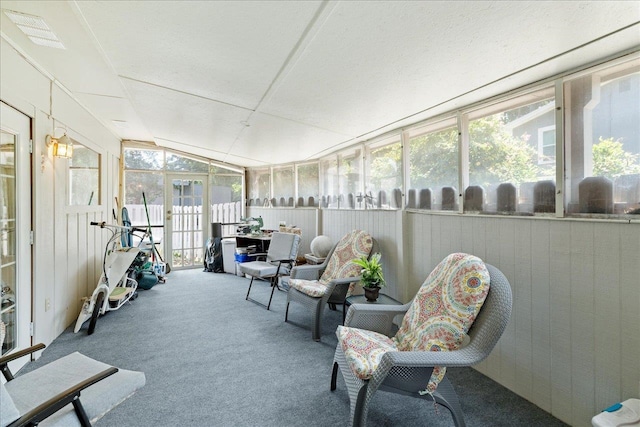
[0,343,46,366]
[345,303,410,335]
[290,263,323,280]
[1,343,46,381]
[7,367,119,427]
[329,276,361,286]
[252,252,268,261]
[270,258,295,264]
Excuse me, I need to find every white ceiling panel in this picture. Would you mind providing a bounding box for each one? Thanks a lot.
[1,1,124,95]
[74,1,323,110]
[228,111,354,166]
[261,1,640,138]
[121,77,251,156]
[74,92,153,141]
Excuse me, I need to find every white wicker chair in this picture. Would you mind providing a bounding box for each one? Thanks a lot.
[331,257,513,427]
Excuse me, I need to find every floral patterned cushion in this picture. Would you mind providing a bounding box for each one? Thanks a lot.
[290,230,373,298]
[289,279,328,297]
[393,253,490,394]
[320,230,373,296]
[337,325,397,380]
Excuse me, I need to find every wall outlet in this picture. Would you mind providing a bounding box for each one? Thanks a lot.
[45,298,51,312]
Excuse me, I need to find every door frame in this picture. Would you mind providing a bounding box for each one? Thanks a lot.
[0,101,33,372]
[164,174,209,270]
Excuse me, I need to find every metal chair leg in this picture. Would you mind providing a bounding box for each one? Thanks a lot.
[72,397,92,427]
[267,277,277,310]
[246,277,255,300]
[331,362,339,391]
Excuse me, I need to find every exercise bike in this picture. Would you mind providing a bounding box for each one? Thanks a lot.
[73,221,148,335]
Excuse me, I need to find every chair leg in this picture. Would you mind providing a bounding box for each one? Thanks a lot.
[353,383,369,427]
[285,301,290,321]
[267,277,277,310]
[72,397,92,427]
[312,301,323,341]
[331,362,339,391]
[245,277,255,301]
[432,377,466,427]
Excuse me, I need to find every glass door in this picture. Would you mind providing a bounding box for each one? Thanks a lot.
[1,102,32,371]
[165,175,208,269]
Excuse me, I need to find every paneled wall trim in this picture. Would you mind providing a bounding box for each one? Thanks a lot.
[407,212,639,427]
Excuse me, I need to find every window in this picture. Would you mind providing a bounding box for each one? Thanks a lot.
[246,167,270,206]
[466,88,555,213]
[296,162,319,207]
[69,143,100,206]
[166,153,209,173]
[366,136,402,209]
[338,147,362,209]
[123,147,166,248]
[210,165,243,224]
[538,126,556,165]
[123,148,165,216]
[124,148,164,170]
[407,117,458,210]
[243,55,636,220]
[319,156,338,208]
[272,165,294,207]
[564,57,640,215]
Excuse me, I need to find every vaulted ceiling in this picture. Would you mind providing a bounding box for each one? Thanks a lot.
[1,1,639,167]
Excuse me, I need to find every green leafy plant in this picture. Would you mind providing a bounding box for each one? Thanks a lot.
[352,253,386,288]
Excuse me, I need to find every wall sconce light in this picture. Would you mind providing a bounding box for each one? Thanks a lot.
[46,133,74,158]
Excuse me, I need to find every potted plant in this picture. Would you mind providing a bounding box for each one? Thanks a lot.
[352,253,385,301]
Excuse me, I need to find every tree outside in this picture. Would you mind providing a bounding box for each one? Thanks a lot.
[409,115,546,191]
[368,142,402,194]
[592,137,640,179]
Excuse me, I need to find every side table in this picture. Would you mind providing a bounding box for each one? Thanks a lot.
[343,293,402,323]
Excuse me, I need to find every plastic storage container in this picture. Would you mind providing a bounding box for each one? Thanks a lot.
[221,238,237,274]
[592,398,640,427]
[234,247,256,277]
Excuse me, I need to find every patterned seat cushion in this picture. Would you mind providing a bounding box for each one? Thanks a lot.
[289,279,328,297]
[289,230,373,298]
[336,253,490,395]
[393,253,490,394]
[337,326,397,380]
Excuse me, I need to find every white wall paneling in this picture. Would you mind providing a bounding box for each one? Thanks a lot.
[2,39,121,349]
[619,227,640,401]
[320,209,403,301]
[405,212,640,427]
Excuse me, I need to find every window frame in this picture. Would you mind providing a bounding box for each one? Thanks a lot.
[537,125,556,165]
[364,133,403,210]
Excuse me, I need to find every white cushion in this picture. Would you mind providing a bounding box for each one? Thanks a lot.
[1,382,20,427]
[5,352,145,426]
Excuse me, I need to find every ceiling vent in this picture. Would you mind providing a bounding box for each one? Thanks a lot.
[3,9,65,49]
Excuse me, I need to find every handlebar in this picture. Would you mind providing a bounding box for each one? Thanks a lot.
[90,222,147,233]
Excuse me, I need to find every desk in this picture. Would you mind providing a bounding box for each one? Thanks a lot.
[229,234,271,253]
[343,293,402,323]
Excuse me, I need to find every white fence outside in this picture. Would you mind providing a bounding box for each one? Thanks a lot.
[125,202,242,267]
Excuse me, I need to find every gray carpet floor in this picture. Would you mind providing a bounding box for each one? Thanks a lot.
[21,269,567,426]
